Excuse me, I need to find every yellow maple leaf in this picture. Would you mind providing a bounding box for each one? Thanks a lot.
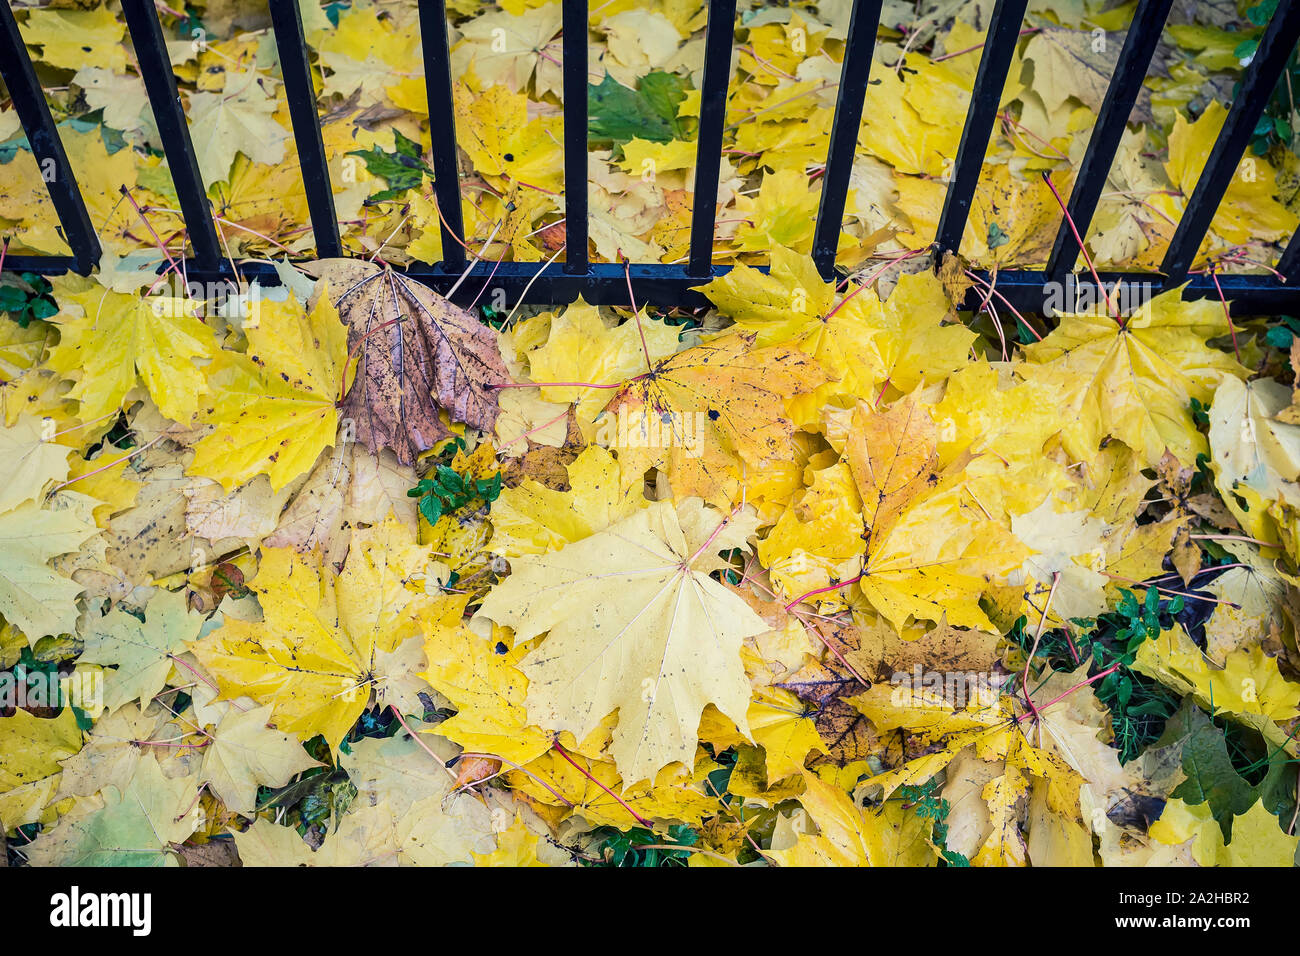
[1133,624,1300,727]
[0,707,82,830]
[21,6,126,72]
[703,258,974,424]
[758,454,863,601]
[616,138,698,177]
[525,299,681,429]
[861,56,971,177]
[47,287,216,425]
[1022,286,1245,467]
[701,687,830,784]
[473,814,548,867]
[1206,374,1300,545]
[418,595,551,767]
[1160,102,1298,251]
[190,513,434,753]
[733,168,827,255]
[779,393,1026,631]
[488,445,646,557]
[476,498,768,785]
[317,1,420,101]
[769,771,937,867]
[505,747,720,829]
[453,82,563,194]
[971,766,1028,867]
[603,331,827,505]
[451,4,563,98]
[190,287,349,491]
[847,394,949,548]
[896,164,1065,267]
[1152,797,1300,867]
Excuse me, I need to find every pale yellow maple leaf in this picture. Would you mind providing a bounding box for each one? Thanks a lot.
[1207,374,1300,544]
[187,70,289,187]
[198,704,321,814]
[78,588,205,712]
[476,498,768,785]
[451,5,563,97]
[56,703,167,800]
[0,415,71,512]
[0,495,100,642]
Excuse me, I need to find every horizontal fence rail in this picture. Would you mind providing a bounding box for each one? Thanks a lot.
[2,0,1300,315]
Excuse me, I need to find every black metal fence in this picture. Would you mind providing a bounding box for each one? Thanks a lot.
[3,0,1300,314]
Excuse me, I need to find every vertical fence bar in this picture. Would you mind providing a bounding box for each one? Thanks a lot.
[811,0,882,280]
[1161,2,1300,286]
[119,0,222,270]
[0,1,101,274]
[1045,0,1174,281]
[1277,227,1300,282]
[934,0,1030,256]
[418,0,465,269]
[563,0,588,275]
[269,0,341,259]
[688,0,738,277]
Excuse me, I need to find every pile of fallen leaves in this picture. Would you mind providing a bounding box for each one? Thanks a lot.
[2,0,1300,868]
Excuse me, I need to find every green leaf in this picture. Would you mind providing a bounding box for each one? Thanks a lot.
[436,465,466,495]
[417,495,445,526]
[638,72,687,132]
[588,72,686,146]
[1163,703,1258,833]
[347,129,431,203]
[1248,0,1280,27]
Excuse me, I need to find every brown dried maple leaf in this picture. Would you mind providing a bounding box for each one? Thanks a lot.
[305,259,508,465]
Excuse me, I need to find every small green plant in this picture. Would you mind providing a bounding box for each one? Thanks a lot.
[1073,587,1183,762]
[0,272,57,327]
[407,463,502,526]
[257,734,356,840]
[583,824,699,867]
[1264,316,1300,349]
[1234,1,1298,154]
[1189,396,1211,428]
[1012,587,1183,763]
[898,779,969,866]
